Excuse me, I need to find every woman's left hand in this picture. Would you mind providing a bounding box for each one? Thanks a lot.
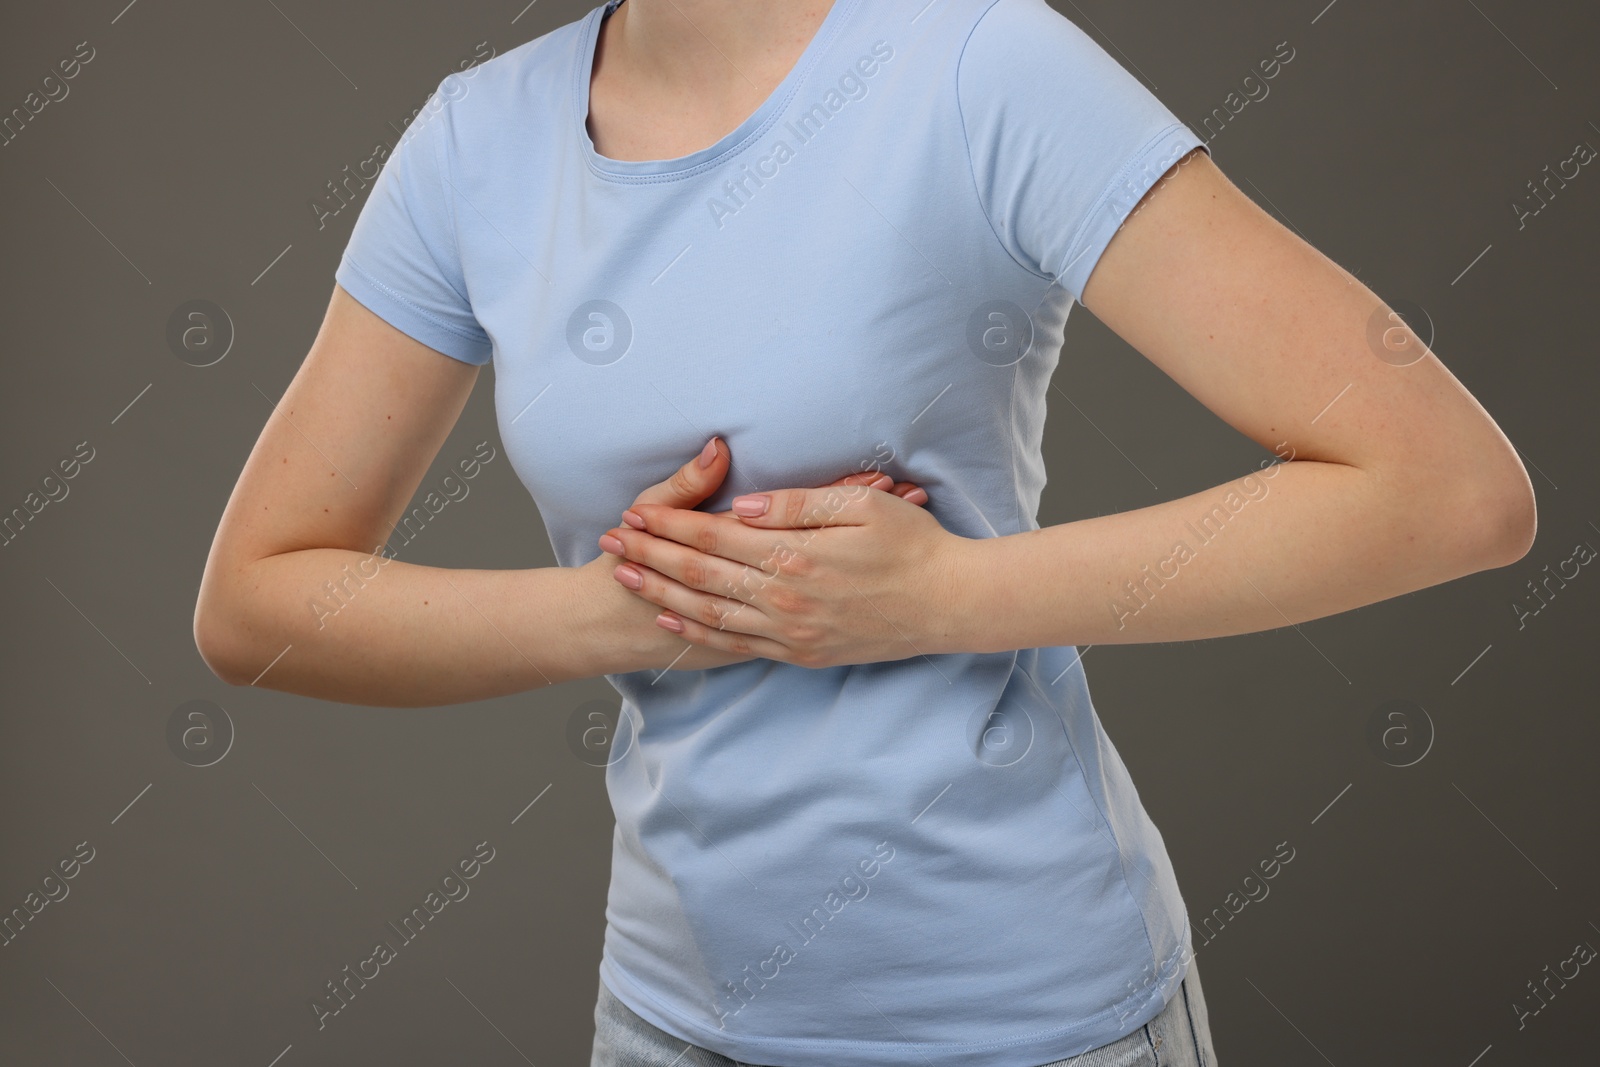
[597,475,970,668]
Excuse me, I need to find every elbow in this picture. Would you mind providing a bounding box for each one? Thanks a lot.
[194,593,250,688]
[1460,461,1538,571]
[1484,482,1538,568]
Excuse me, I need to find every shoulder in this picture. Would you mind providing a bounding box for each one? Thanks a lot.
[416,9,595,139]
[956,0,1133,99]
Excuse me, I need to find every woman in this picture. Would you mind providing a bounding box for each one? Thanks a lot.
[194,0,1536,1064]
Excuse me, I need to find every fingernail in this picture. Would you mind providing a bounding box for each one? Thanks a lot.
[731,494,768,516]
[697,437,719,468]
[599,533,626,554]
[869,473,893,490]
[621,509,645,529]
[614,565,643,590]
[904,487,928,505]
[656,612,684,633]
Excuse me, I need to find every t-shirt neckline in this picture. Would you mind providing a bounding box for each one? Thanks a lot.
[573,0,860,183]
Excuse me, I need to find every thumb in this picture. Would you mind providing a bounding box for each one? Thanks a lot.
[629,437,728,509]
[727,476,891,529]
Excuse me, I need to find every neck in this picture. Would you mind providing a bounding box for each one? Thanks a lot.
[599,0,836,100]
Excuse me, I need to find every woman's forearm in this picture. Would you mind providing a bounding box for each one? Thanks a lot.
[941,457,1532,655]
[197,547,685,707]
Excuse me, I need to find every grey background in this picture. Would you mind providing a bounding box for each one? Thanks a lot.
[2,0,1596,1064]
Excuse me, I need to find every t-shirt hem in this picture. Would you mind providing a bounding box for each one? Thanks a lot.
[335,255,494,366]
[597,919,1192,1067]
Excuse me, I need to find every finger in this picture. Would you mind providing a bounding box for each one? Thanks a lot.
[832,472,927,506]
[827,470,891,488]
[722,480,892,530]
[629,437,729,509]
[891,482,929,506]
[605,522,773,601]
[611,560,781,640]
[701,473,925,518]
[652,607,794,663]
[622,505,799,569]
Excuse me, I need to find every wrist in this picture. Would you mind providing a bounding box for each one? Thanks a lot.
[554,557,659,679]
[925,532,990,656]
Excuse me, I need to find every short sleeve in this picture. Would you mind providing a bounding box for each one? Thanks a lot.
[334,83,494,365]
[958,0,1210,304]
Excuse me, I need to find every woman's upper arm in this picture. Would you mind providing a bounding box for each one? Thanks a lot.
[1078,149,1536,558]
[196,283,480,612]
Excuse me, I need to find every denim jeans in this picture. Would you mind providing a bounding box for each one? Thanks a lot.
[591,956,1217,1067]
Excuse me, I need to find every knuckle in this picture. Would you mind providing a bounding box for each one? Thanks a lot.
[766,586,807,615]
[667,467,697,499]
[792,647,827,669]
[781,491,810,528]
[697,598,725,628]
[758,544,788,580]
[693,523,719,556]
[682,555,709,590]
[782,620,822,646]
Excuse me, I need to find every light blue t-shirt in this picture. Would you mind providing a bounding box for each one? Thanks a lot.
[335,0,1210,1062]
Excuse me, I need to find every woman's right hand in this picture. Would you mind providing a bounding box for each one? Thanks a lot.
[574,438,928,673]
